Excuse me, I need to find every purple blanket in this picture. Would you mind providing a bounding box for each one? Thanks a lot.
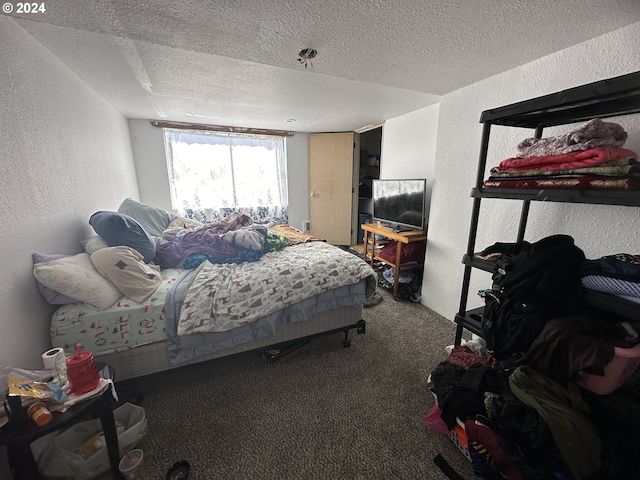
[154,227,237,268]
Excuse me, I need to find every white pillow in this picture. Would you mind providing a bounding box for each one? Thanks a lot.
[90,246,162,304]
[82,235,109,255]
[33,253,122,310]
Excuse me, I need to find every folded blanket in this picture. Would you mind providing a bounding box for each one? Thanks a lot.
[582,275,640,298]
[580,253,640,282]
[483,175,640,190]
[498,147,637,172]
[489,159,639,180]
[516,118,628,158]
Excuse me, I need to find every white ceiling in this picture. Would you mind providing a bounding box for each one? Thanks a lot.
[10,0,640,132]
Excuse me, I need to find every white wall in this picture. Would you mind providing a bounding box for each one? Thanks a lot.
[284,133,311,231]
[0,17,139,371]
[128,120,174,212]
[422,22,640,319]
[380,104,440,222]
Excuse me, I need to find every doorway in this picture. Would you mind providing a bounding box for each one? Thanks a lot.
[356,126,382,244]
[308,125,383,246]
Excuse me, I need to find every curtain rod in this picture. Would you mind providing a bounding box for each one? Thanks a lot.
[150,120,295,137]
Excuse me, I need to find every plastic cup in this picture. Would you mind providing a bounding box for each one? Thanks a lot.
[118,449,147,480]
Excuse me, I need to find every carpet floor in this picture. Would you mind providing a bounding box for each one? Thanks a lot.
[106,287,475,480]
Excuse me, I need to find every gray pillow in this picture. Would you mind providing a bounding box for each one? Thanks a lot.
[117,198,176,237]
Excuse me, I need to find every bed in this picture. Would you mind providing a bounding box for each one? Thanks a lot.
[37,200,377,381]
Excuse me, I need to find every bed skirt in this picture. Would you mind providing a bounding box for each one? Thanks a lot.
[96,304,363,381]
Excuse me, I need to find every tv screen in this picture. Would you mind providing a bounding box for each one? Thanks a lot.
[372,179,426,231]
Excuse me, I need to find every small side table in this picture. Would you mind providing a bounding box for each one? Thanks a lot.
[361,222,427,301]
[0,364,122,480]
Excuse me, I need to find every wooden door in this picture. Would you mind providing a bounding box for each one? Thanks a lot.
[309,132,358,245]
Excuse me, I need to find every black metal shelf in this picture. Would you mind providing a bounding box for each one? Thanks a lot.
[456,291,640,337]
[462,254,495,272]
[472,187,640,207]
[454,71,640,349]
[479,71,640,128]
[461,252,640,325]
[454,307,484,338]
[582,290,640,320]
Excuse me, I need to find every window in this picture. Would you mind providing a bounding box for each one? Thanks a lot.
[163,128,288,224]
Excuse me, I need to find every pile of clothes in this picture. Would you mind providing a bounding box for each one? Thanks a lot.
[483,118,640,190]
[376,266,422,302]
[426,316,640,479]
[581,253,640,304]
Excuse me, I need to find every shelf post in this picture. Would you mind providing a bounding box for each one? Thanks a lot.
[454,122,492,345]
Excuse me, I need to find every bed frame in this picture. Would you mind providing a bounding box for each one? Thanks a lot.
[96,305,366,381]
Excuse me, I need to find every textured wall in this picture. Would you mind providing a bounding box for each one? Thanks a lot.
[0,17,139,370]
[283,133,311,232]
[380,104,440,222]
[128,120,174,212]
[422,22,640,320]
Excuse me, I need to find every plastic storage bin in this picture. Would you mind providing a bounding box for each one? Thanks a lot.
[579,342,640,395]
[37,402,147,480]
[427,376,470,462]
[449,418,471,462]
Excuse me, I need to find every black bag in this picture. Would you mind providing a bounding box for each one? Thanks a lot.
[481,235,586,360]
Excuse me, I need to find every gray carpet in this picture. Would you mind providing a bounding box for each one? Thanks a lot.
[110,288,475,479]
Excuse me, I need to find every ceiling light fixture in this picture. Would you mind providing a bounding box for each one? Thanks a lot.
[297,48,317,69]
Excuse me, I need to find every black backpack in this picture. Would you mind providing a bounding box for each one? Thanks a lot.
[481,235,586,360]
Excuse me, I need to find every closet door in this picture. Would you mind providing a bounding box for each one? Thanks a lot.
[309,132,358,245]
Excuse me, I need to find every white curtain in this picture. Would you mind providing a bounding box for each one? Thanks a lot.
[164,128,288,224]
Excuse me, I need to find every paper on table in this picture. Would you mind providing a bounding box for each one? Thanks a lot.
[63,378,118,408]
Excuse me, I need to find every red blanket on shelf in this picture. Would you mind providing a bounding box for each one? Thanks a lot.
[498,147,637,171]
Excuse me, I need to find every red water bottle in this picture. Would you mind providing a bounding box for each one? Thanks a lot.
[66,343,100,395]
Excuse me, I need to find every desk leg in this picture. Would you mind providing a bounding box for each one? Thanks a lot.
[362,231,370,264]
[97,394,124,479]
[393,243,402,301]
[6,441,41,479]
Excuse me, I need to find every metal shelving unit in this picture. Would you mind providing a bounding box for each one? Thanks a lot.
[454,70,640,345]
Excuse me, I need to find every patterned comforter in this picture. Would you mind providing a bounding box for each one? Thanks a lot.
[177,241,376,335]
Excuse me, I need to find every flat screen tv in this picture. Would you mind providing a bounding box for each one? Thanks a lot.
[372,179,426,232]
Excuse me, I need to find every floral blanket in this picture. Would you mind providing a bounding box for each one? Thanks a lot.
[177,242,376,335]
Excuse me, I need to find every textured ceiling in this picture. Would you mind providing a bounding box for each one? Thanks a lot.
[9,0,640,132]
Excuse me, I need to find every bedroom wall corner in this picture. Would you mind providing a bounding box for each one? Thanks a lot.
[129,120,175,212]
[0,16,140,371]
[284,133,310,231]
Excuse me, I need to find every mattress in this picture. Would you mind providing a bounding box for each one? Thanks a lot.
[50,239,375,380]
[50,268,187,356]
[51,268,369,380]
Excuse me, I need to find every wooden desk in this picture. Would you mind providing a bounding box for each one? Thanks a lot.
[361,223,427,301]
